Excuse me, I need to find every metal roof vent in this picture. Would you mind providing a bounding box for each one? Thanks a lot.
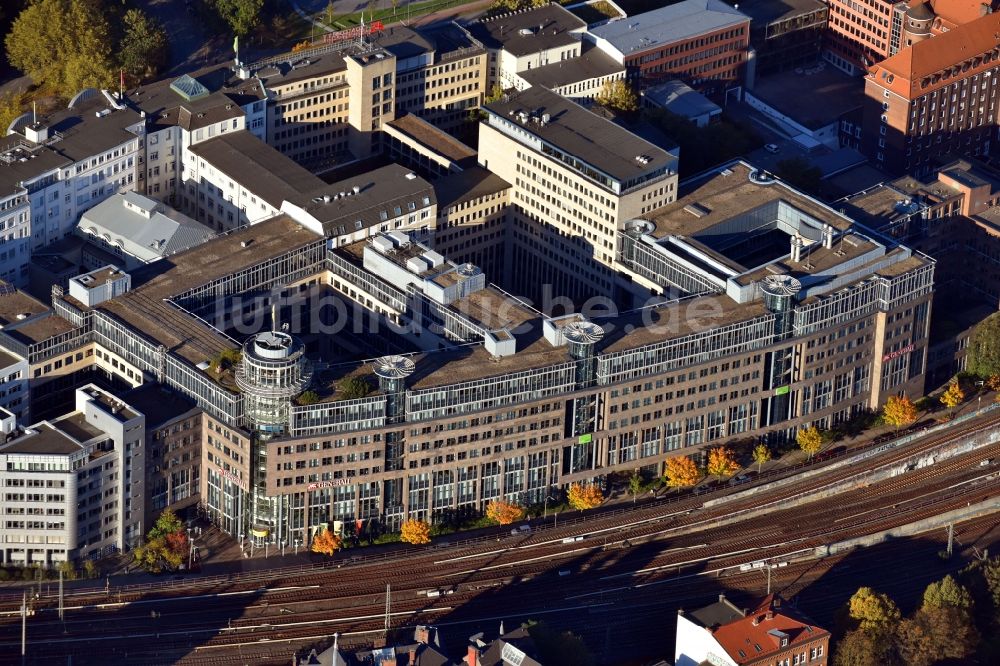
[563,321,605,345]
[760,274,802,298]
[372,355,415,380]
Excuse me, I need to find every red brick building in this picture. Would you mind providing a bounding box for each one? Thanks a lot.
[675,594,830,666]
[586,0,750,99]
[826,0,998,75]
[862,10,1000,176]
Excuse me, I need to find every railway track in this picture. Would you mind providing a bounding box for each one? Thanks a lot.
[1,415,998,664]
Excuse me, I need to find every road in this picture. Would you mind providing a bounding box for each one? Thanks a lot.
[1,410,998,664]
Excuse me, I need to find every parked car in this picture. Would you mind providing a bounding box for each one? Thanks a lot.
[764,143,780,154]
[510,524,532,536]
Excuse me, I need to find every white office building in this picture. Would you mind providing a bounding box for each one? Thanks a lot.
[0,385,145,566]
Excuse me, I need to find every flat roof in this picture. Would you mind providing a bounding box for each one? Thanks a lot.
[421,22,485,60]
[188,131,325,209]
[469,5,586,57]
[1,423,80,455]
[295,163,436,236]
[384,114,477,165]
[600,296,770,354]
[256,52,348,89]
[518,46,624,89]
[589,0,748,55]
[54,412,108,441]
[0,135,70,197]
[40,96,143,163]
[735,232,881,286]
[484,86,675,183]
[647,162,852,238]
[126,214,319,300]
[72,266,126,290]
[123,384,199,427]
[0,285,49,327]
[433,166,511,211]
[449,286,540,332]
[732,0,826,26]
[99,215,321,366]
[748,66,864,130]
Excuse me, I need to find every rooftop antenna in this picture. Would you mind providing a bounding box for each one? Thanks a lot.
[271,303,279,331]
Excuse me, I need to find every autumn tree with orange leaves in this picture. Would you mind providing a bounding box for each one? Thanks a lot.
[665,455,700,489]
[485,499,525,525]
[706,446,739,480]
[400,519,431,545]
[882,394,918,431]
[567,483,604,510]
[310,527,342,556]
[939,380,965,413]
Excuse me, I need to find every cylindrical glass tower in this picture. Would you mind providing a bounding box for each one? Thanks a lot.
[372,355,415,476]
[235,331,312,544]
[236,331,312,432]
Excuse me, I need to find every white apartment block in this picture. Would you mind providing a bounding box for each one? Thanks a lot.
[469,5,587,90]
[0,90,143,286]
[0,385,145,566]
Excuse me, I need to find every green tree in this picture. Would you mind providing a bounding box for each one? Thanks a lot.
[0,88,28,136]
[119,9,168,82]
[338,375,371,400]
[133,509,188,574]
[849,587,901,634]
[796,425,824,460]
[596,79,639,113]
[213,0,264,38]
[922,574,972,611]
[752,443,771,473]
[627,472,643,503]
[56,559,76,580]
[775,157,822,195]
[6,0,116,94]
[81,559,98,579]
[485,83,505,104]
[967,312,1000,377]
[296,390,320,405]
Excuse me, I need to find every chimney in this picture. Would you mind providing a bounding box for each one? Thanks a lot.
[718,593,726,603]
[467,645,479,666]
[766,610,775,621]
[822,223,834,249]
[790,236,804,262]
[409,648,416,666]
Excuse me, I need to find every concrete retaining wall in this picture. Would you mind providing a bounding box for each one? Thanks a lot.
[705,403,1000,509]
[815,496,1000,557]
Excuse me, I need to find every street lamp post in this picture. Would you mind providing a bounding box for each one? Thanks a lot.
[543,495,556,523]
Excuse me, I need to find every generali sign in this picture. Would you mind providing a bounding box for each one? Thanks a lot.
[883,343,914,362]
